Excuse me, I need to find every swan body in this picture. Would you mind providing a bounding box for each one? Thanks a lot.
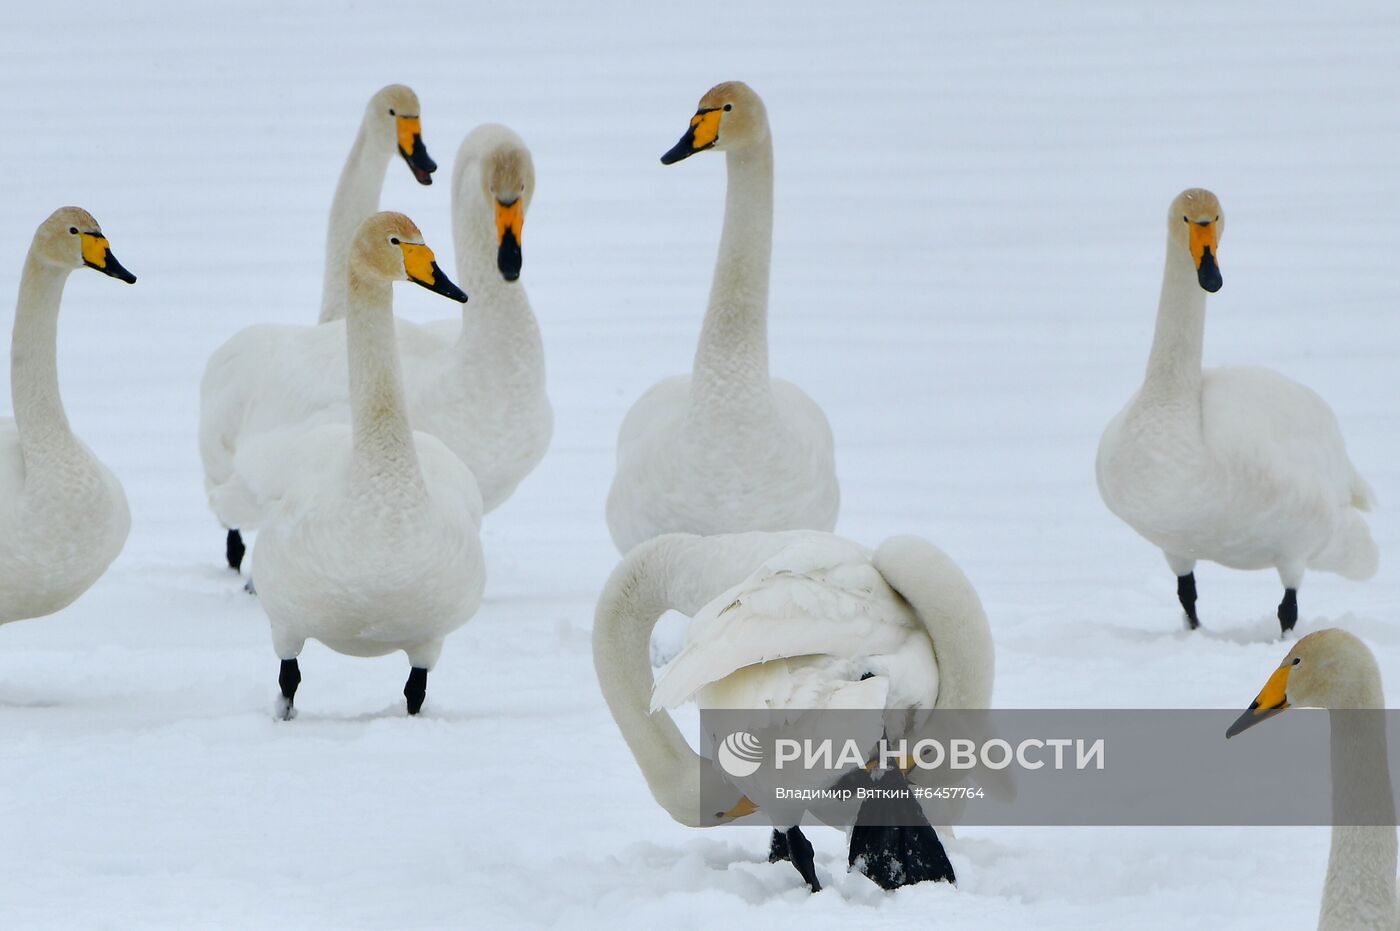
[594,529,994,890]
[1097,189,1376,631]
[1228,629,1398,929]
[0,208,136,624]
[248,213,483,715]
[201,124,544,550]
[606,82,839,554]
[319,84,437,324]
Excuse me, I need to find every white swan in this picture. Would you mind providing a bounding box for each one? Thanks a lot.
[593,530,994,891]
[318,84,437,324]
[240,212,484,717]
[200,125,545,571]
[1227,629,1397,929]
[0,208,136,625]
[1096,188,1377,634]
[605,81,839,554]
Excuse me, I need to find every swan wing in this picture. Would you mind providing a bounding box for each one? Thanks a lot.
[651,536,929,710]
[1203,365,1371,511]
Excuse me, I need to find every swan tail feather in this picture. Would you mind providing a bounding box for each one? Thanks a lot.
[1313,510,1379,581]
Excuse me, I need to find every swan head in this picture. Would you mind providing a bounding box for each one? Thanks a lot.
[34,207,136,284]
[1168,188,1224,293]
[1227,629,1384,738]
[352,212,467,303]
[660,81,768,165]
[482,138,534,282]
[367,84,437,185]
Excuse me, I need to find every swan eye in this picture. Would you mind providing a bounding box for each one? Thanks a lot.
[69,226,78,235]
[723,104,732,111]
[1292,657,1302,666]
[388,108,396,116]
[1215,215,1220,222]
[389,237,400,245]
[1182,215,1189,223]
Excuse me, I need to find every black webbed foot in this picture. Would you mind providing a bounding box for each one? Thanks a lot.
[848,768,956,889]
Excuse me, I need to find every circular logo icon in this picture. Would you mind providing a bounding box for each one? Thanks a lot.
[717,730,763,778]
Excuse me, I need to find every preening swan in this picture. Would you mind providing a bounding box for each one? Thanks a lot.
[200,125,544,571]
[1096,188,1376,634]
[1227,629,1398,929]
[241,212,484,718]
[594,530,994,891]
[0,208,135,625]
[318,84,437,325]
[605,81,839,554]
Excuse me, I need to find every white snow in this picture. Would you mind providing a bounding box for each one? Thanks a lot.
[1,1,1398,928]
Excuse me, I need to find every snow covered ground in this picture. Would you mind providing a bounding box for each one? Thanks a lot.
[1,1,1398,927]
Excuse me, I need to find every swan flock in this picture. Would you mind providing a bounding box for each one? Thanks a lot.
[2,75,1388,910]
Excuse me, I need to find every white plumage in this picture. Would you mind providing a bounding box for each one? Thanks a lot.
[0,208,135,625]
[606,81,838,554]
[1097,189,1376,630]
[201,123,549,539]
[249,213,483,713]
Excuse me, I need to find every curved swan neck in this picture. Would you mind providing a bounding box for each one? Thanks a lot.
[1140,241,1207,405]
[593,537,709,827]
[10,252,77,461]
[344,269,420,484]
[688,133,775,426]
[320,123,392,324]
[1322,693,1398,929]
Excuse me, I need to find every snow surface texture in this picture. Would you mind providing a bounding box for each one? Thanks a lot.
[1,2,1397,928]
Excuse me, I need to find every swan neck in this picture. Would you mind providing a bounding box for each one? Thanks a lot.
[1140,242,1207,404]
[1322,707,1397,929]
[10,253,76,459]
[345,270,420,483]
[320,123,392,323]
[592,538,707,827]
[688,134,775,425]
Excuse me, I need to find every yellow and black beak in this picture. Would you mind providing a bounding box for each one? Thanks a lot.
[716,795,758,821]
[661,106,723,165]
[1188,219,1222,293]
[80,232,136,284]
[494,198,524,282]
[1226,664,1292,738]
[398,242,467,303]
[396,115,437,185]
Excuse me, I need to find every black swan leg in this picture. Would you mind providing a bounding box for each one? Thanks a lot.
[226,529,246,573]
[783,826,821,892]
[404,667,428,715]
[1177,572,1199,629]
[277,658,301,720]
[1278,588,1298,634]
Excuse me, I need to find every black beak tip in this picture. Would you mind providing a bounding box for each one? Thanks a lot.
[660,134,696,165]
[1197,251,1223,293]
[497,233,523,282]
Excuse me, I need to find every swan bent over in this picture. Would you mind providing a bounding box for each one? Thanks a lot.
[1227,629,1397,929]
[605,81,839,554]
[200,127,540,571]
[319,84,437,324]
[594,530,994,891]
[0,208,136,625]
[241,213,484,718]
[1096,189,1376,634]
